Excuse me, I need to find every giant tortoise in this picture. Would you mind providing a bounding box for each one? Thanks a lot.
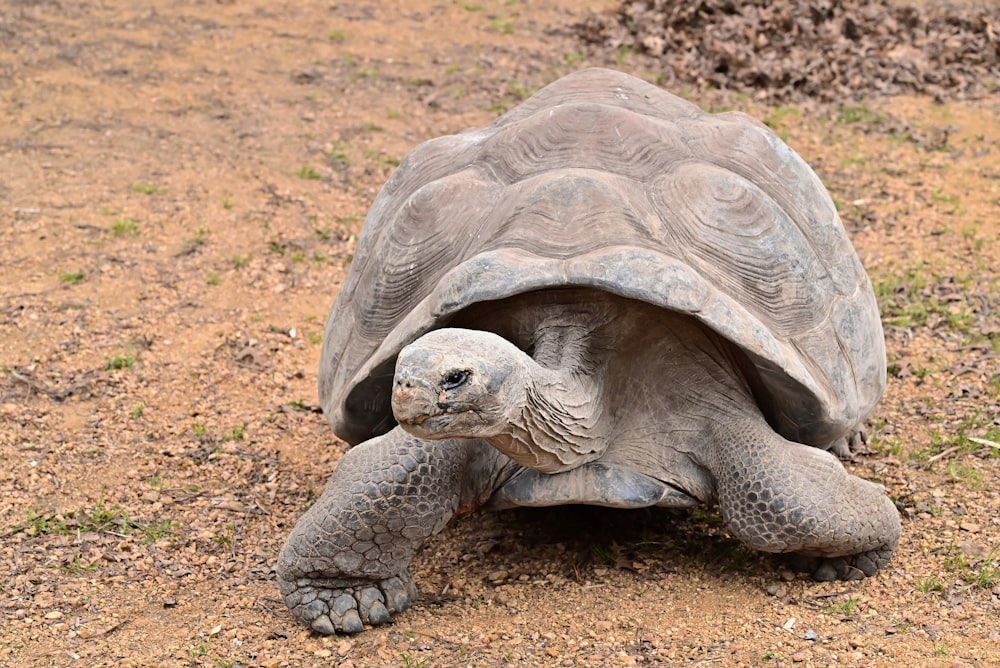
[276,68,900,634]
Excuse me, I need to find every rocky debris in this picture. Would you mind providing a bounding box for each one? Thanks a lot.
[575,0,1000,102]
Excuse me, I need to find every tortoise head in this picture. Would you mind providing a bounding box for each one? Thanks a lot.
[392,328,529,440]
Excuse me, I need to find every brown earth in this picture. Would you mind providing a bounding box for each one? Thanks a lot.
[1,1,999,666]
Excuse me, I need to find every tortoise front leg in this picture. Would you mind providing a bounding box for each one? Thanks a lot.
[707,419,901,580]
[276,429,514,634]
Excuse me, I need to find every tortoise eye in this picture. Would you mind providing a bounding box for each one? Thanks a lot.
[441,370,471,390]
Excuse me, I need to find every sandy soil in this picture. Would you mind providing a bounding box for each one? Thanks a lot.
[1,1,998,666]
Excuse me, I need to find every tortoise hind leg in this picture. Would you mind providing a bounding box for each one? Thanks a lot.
[277,430,513,634]
[706,420,900,580]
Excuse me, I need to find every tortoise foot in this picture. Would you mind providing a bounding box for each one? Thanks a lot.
[788,545,896,582]
[278,571,417,634]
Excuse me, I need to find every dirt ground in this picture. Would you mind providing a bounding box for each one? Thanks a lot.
[2,1,999,666]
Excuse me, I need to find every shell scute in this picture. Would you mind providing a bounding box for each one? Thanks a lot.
[484,171,656,258]
[353,169,503,342]
[646,162,831,337]
[478,102,694,184]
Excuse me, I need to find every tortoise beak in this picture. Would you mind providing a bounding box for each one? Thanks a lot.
[391,367,441,425]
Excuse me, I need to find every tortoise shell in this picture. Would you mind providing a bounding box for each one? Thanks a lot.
[318,68,885,450]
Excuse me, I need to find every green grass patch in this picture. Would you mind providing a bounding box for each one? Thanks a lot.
[60,271,85,283]
[763,105,800,141]
[916,575,945,593]
[103,347,137,370]
[7,494,177,543]
[490,16,515,34]
[352,66,379,80]
[918,417,1000,464]
[945,461,984,489]
[874,267,978,335]
[327,143,350,167]
[613,44,635,65]
[294,165,322,180]
[930,188,962,215]
[836,103,883,126]
[110,218,140,237]
[941,543,1000,589]
[508,81,531,100]
[60,553,99,573]
[869,433,904,458]
[690,506,724,526]
[363,149,400,169]
[287,398,310,412]
[823,596,859,619]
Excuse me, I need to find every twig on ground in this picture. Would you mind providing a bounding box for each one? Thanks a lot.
[926,446,959,464]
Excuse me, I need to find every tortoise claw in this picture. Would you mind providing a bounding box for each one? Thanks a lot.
[282,572,417,635]
[787,545,896,582]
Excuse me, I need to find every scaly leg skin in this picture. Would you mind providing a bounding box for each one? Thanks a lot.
[708,420,901,581]
[276,429,513,634]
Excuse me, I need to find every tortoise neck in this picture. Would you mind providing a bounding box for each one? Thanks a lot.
[485,319,612,473]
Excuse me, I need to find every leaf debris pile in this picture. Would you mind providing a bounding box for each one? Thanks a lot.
[575,0,1000,101]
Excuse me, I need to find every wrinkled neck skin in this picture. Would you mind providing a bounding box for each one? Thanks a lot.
[487,311,614,474]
